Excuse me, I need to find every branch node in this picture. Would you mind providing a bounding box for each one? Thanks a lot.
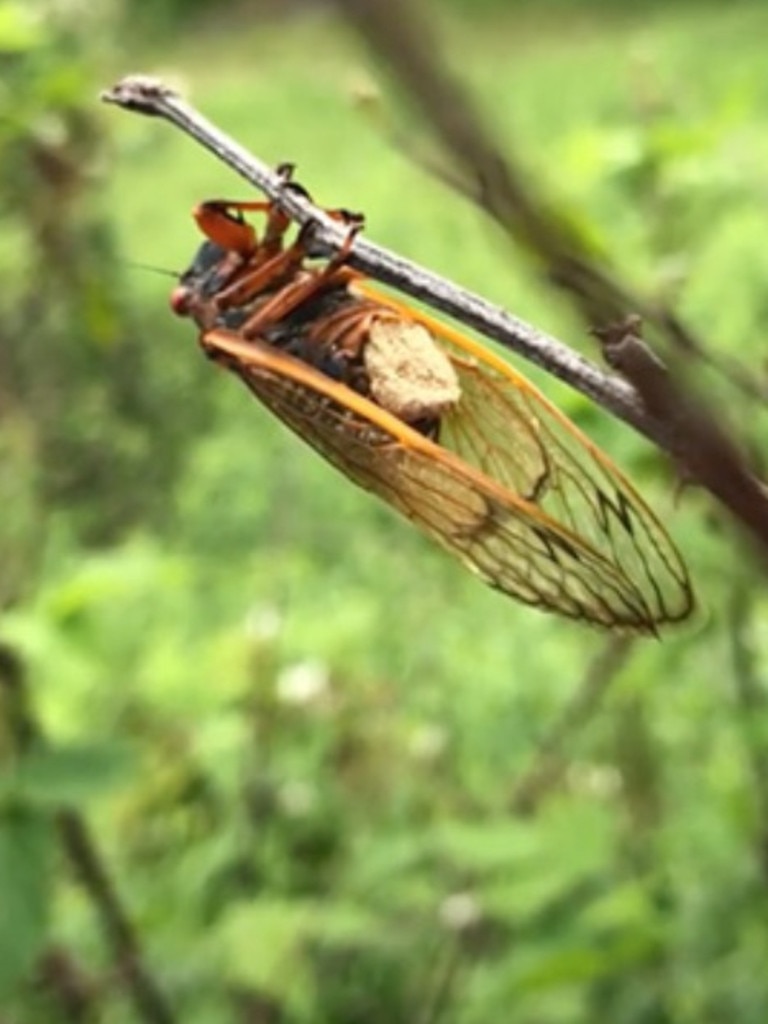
[592,315,673,419]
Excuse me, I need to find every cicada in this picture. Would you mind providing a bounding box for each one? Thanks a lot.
[170,180,693,633]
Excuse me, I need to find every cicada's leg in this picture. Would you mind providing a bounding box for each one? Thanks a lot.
[194,192,364,305]
[238,218,365,340]
[211,207,360,311]
[193,161,296,255]
[305,298,383,353]
[214,243,307,311]
[191,200,270,256]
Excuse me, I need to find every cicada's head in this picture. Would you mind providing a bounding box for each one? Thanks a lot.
[170,239,249,331]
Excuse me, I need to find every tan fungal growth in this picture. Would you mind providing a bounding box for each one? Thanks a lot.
[364,317,461,422]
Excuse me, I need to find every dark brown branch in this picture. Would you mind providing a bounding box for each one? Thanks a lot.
[0,643,178,1024]
[594,317,768,549]
[100,76,768,556]
[508,636,634,816]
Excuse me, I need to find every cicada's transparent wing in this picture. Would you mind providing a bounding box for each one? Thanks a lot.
[204,329,691,633]
[351,284,694,628]
[440,353,692,625]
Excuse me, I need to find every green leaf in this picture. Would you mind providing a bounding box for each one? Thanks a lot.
[0,807,54,999]
[3,742,135,807]
[511,929,658,994]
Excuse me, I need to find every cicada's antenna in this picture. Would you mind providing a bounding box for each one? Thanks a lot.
[123,260,181,278]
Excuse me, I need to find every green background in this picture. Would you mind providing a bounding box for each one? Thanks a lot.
[2,1,768,1021]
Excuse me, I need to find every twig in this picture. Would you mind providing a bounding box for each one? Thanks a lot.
[509,636,634,816]
[0,643,178,1024]
[57,813,177,1024]
[100,76,768,555]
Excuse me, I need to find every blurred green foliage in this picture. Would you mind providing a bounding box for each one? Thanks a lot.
[0,0,214,551]
[3,1,768,1023]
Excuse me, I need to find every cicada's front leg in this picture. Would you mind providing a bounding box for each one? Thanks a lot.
[231,213,365,341]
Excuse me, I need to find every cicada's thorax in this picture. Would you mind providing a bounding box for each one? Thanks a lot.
[174,239,461,437]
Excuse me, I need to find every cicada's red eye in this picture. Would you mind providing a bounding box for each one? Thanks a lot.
[170,286,191,316]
